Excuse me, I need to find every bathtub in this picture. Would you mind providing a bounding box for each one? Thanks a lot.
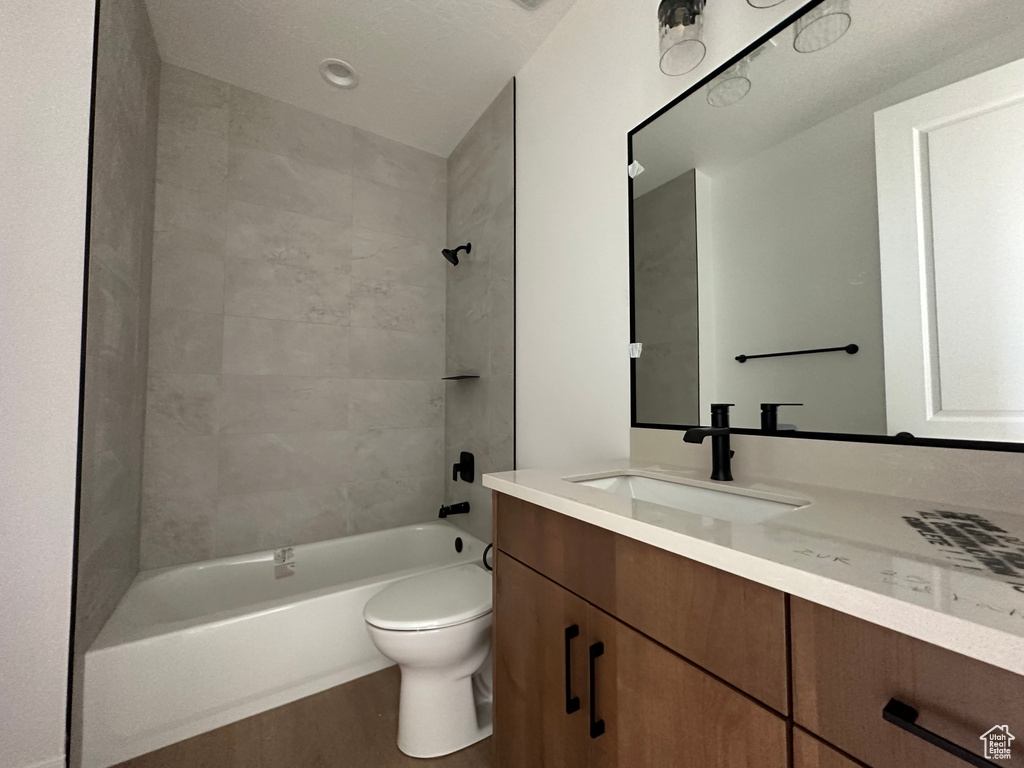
[82,521,487,768]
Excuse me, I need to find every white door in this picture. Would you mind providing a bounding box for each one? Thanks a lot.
[875,56,1024,442]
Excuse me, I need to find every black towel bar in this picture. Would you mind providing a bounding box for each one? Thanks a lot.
[736,344,858,363]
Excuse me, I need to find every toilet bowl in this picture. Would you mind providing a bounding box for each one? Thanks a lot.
[364,563,493,758]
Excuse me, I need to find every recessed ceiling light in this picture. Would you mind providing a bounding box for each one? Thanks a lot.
[320,58,359,89]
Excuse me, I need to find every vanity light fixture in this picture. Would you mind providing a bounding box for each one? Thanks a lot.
[707,58,751,107]
[320,58,359,89]
[659,0,708,76]
[793,0,851,53]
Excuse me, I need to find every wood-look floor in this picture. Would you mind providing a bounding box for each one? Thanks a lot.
[113,667,492,768]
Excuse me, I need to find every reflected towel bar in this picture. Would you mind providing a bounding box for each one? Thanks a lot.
[736,344,858,363]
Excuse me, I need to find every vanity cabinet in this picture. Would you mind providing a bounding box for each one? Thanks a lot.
[494,551,789,768]
[792,597,1024,768]
[494,492,789,713]
[793,729,862,768]
[493,491,1024,768]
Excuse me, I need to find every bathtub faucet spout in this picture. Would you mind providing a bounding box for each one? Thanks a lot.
[439,502,470,518]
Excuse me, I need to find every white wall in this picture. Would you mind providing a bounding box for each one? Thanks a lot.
[703,105,887,434]
[515,0,809,467]
[0,3,96,767]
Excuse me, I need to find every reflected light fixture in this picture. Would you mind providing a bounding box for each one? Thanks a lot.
[747,0,787,6]
[659,0,708,76]
[793,0,851,53]
[706,58,751,107]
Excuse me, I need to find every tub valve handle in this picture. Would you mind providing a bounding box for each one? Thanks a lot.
[452,452,475,483]
[439,502,470,519]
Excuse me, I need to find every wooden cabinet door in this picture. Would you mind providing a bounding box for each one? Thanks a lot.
[793,728,865,768]
[494,551,591,768]
[586,605,789,768]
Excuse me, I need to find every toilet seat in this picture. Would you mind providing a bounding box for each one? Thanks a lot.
[364,564,492,631]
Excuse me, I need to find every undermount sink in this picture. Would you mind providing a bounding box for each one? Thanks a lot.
[570,472,805,524]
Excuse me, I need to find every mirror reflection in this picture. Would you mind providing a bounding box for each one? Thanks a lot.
[631,0,1024,444]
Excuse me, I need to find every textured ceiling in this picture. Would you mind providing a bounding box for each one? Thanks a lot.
[144,0,578,157]
[632,0,1024,195]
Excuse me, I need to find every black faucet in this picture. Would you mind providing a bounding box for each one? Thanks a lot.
[760,403,802,433]
[683,404,735,482]
[439,502,470,518]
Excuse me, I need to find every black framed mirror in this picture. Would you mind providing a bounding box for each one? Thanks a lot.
[628,0,1024,453]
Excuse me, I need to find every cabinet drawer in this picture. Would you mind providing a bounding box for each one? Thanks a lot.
[495,492,789,713]
[792,597,1024,768]
[793,728,865,768]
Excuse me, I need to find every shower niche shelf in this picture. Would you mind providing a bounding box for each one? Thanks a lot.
[442,375,481,381]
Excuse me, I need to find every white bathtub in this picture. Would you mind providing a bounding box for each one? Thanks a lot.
[82,521,487,768]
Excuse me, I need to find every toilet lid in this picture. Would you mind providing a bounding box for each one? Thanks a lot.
[364,564,492,631]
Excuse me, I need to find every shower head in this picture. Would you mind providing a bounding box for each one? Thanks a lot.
[442,243,471,266]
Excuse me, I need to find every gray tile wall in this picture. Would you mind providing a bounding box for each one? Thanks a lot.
[142,65,447,568]
[444,81,516,544]
[73,0,160,761]
[633,170,700,425]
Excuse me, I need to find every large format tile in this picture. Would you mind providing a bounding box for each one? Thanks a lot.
[350,427,443,482]
[158,64,229,137]
[220,375,349,434]
[351,227,444,290]
[445,377,488,444]
[353,178,445,243]
[89,127,154,293]
[350,279,442,333]
[140,493,215,569]
[218,431,355,495]
[82,354,138,457]
[213,485,352,557]
[227,145,352,224]
[87,258,139,362]
[146,373,220,436]
[153,182,227,256]
[224,256,350,325]
[489,375,515,439]
[78,446,141,565]
[346,475,445,534]
[140,432,219,569]
[350,327,443,380]
[156,123,228,196]
[150,238,224,314]
[349,379,443,429]
[447,80,514,194]
[448,134,514,234]
[148,306,223,374]
[142,433,219,499]
[229,87,354,173]
[225,200,351,274]
[222,316,349,377]
[445,272,489,376]
[488,274,514,376]
[353,129,446,199]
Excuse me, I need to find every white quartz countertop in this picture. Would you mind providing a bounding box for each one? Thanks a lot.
[483,460,1024,677]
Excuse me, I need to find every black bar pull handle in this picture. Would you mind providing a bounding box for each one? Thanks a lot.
[589,642,606,739]
[564,625,580,714]
[882,699,998,767]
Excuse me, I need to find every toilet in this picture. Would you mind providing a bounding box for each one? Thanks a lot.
[363,563,494,758]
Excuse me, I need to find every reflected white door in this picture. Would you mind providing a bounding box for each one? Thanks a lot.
[875,56,1024,442]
